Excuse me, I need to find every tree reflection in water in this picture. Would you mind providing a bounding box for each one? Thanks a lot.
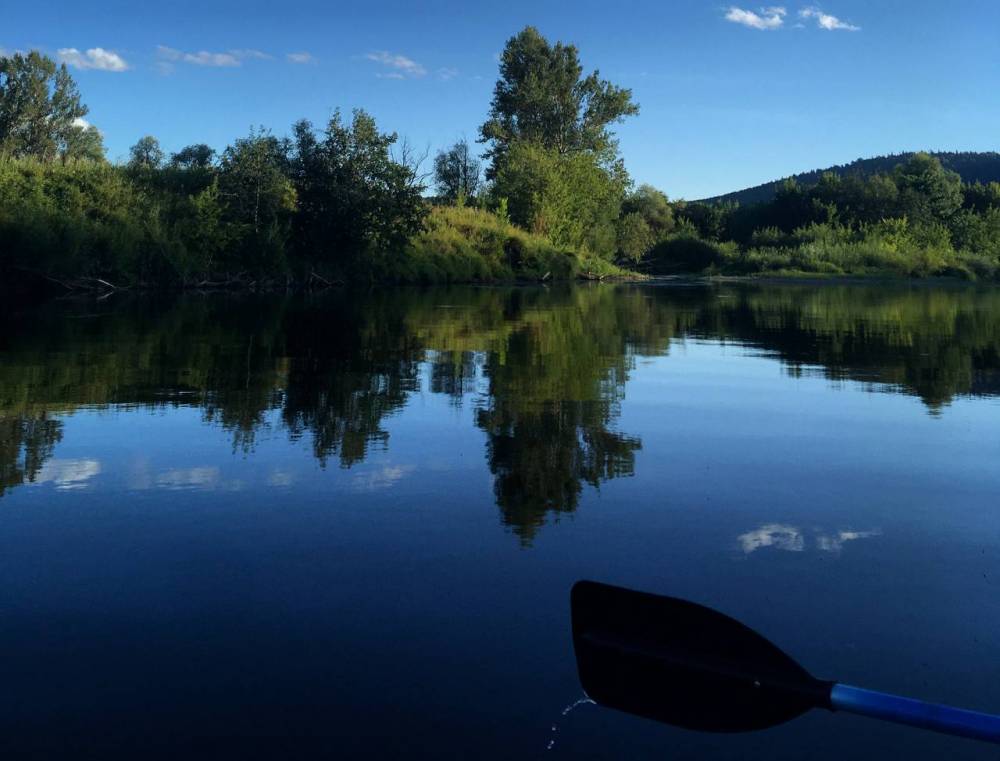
[3,282,1000,540]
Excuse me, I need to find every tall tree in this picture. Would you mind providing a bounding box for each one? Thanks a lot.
[893,152,963,223]
[218,128,294,237]
[479,26,638,174]
[622,185,675,240]
[290,110,427,271]
[433,139,481,202]
[60,120,105,163]
[170,143,216,169]
[492,140,628,256]
[0,51,88,160]
[128,136,164,169]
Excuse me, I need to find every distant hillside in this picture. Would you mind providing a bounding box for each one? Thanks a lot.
[700,151,1000,206]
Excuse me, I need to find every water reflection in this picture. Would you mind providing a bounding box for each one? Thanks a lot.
[738,524,882,554]
[738,524,805,554]
[3,283,1000,541]
[0,414,64,497]
[28,458,101,491]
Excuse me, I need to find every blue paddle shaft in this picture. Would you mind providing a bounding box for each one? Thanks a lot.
[831,683,1000,744]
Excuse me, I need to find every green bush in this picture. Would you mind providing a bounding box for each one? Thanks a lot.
[403,205,626,284]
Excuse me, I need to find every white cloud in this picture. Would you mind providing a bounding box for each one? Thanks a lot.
[724,6,787,30]
[72,116,91,129]
[57,47,129,72]
[287,51,316,64]
[157,46,238,67]
[29,459,102,491]
[156,45,271,69]
[437,67,459,81]
[231,48,272,60]
[800,7,860,31]
[366,50,426,78]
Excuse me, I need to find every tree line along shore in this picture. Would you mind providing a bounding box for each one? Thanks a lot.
[3,28,1000,296]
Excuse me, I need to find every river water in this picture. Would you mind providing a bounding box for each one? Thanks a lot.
[1,282,998,758]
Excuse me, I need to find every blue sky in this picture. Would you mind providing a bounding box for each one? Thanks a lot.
[5,0,999,198]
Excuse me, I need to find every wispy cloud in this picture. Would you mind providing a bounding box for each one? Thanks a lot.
[366,50,426,78]
[437,67,459,81]
[287,51,316,64]
[724,6,787,30]
[231,49,272,61]
[156,45,271,71]
[800,7,860,30]
[58,47,129,71]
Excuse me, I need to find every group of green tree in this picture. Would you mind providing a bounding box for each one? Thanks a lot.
[702,151,1000,207]
[1,48,428,287]
[4,30,1000,288]
[616,152,1000,279]
[0,29,640,290]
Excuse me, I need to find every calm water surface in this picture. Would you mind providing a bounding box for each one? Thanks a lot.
[1,283,999,759]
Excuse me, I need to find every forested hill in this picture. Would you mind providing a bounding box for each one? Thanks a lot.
[701,151,1000,206]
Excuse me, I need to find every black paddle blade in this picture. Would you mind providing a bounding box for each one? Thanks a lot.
[571,581,833,733]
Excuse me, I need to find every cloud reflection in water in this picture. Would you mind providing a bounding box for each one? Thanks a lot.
[739,523,881,555]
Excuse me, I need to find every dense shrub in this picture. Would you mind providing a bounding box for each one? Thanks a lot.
[401,205,625,283]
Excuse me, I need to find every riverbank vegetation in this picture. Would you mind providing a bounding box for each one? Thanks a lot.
[0,29,637,292]
[629,153,1000,280]
[3,30,1000,291]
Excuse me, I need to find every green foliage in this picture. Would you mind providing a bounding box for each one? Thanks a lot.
[638,152,1000,280]
[893,152,963,224]
[496,196,510,223]
[616,212,654,263]
[479,26,638,174]
[0,51,88,161]
[963,181,1000,213]
[218,127,295,272]
[649,234,737,273]
[290,110,427,276]
[0,157,163,281]
[403,205,626,283]
[433,139,481,202]
[491,140,627,257]
[1,41,640,289]
[61,122,105,163]
[128,136,164,169]
[704,151,1000,207]
[675,199,734,240]
[171,144,216,169]
[622,185,674,240]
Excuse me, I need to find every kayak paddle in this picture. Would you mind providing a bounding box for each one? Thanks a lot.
[571,580,1000,744]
